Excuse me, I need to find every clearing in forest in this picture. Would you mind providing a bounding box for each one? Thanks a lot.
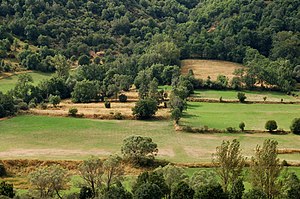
[181,59,244,80]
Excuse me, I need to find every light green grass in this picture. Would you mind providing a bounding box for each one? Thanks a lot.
[0,71,52,93]
[182,102,299,131]
[1,115,300,163]
[192,90,300,102]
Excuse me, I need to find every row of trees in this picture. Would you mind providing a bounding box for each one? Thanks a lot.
[4,137,297,199]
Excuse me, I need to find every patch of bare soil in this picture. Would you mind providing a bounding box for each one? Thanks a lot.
[181,59,243,80]
[158,148,175,157]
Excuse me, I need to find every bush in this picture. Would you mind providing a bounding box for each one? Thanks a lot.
[39,103,48,110]
[68,107,78,117]
[290,118,300,134]
[48,95,61,107]
[114,112,124,120]
[265,120,278,132]
[0,181,14,198]
[118,94,128,102]
[18,102,28,110]
[237,92,246,103]
[226,127,237,133]
[132,98,158,119]
[239,122,245,131]
[104,101,111,108]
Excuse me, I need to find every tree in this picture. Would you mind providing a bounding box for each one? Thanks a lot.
[48,95,61,107]
[290,118,300,134]
[239,122,245,131]
[103,155,123,191]
[14,73,33,102]
[79,156,103,197]
[243,189,267,199]
[155,164,188,196]
[71,80,100,103]
[121,136,158,166]
[171,107,182,124]
[78,55,90,65]
[133,182,163,199]
[278,171,300,199]
[29,165,69,199]
[229,178,244,199]
[237,92,246,103]
[265,120,278,132]
[193,183,227,199]
[132,98,158,119]
[249,139,282,198]
[103,182,132,199]
[52,54,70,78]
[171,181,194,199]
[189,170,218,191]
[212,139,245,193]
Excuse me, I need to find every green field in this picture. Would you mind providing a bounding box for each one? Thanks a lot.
[182,102,300,131]
[1,115,300,163]
[0,71,52,93]
[192,90,300,102]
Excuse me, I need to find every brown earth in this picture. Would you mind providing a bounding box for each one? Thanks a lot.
[181,59,243,80]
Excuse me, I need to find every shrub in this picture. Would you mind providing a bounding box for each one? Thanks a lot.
[237,92,246,103]
[265,120,278,132]
[104,101,111,108]
[114,112,124,120]
[118,94,127,102]
[0,164,6,177]
[48,95,61,107]
[18,102,28,110]
[40,103,48,110]
[239,122,245,131]
[68,107,78,117]
[290,118,300,134]
[0,181,14,198]
[226,127,237,133]
[28,102,36,108]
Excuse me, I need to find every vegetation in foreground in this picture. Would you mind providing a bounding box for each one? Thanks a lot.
[1,139,300,199]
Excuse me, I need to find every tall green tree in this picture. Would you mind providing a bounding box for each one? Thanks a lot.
[249,139,282,198]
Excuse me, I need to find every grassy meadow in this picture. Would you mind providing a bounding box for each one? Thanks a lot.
[182,102,300,131]
[1,115,300,163]
[192,89,300,102]
[0,71,52,93]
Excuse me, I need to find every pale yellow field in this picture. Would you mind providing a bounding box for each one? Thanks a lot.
[181,59,244,80]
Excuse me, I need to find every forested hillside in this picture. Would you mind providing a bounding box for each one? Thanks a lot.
[0,0,299,116]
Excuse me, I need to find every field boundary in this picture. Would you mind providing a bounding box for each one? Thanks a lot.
[187,97,300,104]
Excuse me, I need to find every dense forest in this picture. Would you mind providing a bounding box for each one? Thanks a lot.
[0,0,299,117]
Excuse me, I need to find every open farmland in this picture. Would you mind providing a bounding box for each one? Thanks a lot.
[182,102,300,131]
[192,90,300,102]
[1,115,300,163]
[181,59,243,80]
[0,71,52,93]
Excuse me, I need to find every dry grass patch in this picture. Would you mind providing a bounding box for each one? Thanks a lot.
[181,59,243,80]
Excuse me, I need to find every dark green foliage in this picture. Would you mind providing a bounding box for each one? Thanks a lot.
[79,186,93,199]
[48,95,61,107]
[193,184,227,199]
[103,183,132,199]
[229,178,244,199]
[71,80,99,103]
[119,94,128,102]
[237,92,246,103]
[133,183,163,199]
[0,165,6,177]
[171,181,194,199]
[0,181,14,198]
[239,122,245,131]
[132,98,158,119]
[78,55,90,66]
[0,92,17,118]
[171,108,182,124]
[290,118,300,134]
[265,120,278,132]
[242,189,267,199]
